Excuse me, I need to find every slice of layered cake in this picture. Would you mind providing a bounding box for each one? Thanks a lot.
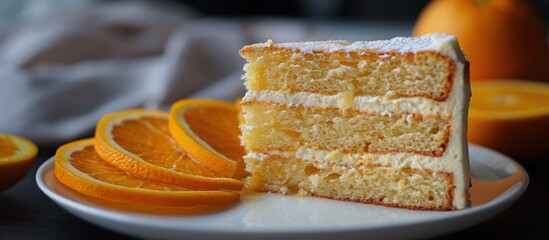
[238,33,471,210]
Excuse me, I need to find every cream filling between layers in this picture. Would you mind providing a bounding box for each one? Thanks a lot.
[242,90,449,117]
[245,148,458,173]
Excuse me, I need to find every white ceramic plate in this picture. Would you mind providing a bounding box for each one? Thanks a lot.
[36,144,528,240]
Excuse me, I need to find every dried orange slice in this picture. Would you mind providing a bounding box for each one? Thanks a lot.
[468,79,549,161]
[0,133,38,190]
[55,139,240,207]
[169,99,247,178]
[94,109,243,191]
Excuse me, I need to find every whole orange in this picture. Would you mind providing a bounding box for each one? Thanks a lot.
[413,0,549,82]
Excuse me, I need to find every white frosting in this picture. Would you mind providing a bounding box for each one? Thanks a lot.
[242,33,471,209]
[242,90,448,117]
[247,33,466,62]
[443,49,471,209]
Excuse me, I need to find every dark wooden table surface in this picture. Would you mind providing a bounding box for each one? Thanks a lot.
[1,146,547,240]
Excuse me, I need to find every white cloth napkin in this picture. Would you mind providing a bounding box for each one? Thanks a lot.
[0,1,312,147]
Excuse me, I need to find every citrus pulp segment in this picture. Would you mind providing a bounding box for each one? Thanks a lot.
[0,133,38,190]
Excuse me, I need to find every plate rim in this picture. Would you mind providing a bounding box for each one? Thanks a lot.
[36,143,529,237]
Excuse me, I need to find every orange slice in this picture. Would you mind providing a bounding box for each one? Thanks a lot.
[94,109,243,191]
[55,139,240,207]
[468,79,549,161]
[169,99,247,178]
[0,133,38,190]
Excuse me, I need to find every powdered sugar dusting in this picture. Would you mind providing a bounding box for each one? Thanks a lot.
[248,33,458,55]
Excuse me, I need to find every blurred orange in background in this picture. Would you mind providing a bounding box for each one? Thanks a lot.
[413,0,549,161]
[468,80,549,162]
[413,0,549,83]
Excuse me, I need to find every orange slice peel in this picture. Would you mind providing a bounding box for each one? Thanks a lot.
[169,99,247,178]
